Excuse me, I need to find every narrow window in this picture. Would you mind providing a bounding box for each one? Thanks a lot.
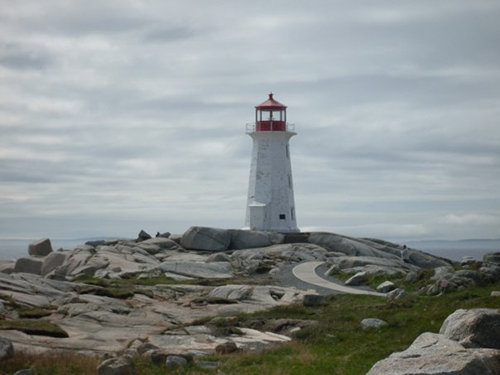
[288,174,292,189]
[286,145,290,159]
[279,214,286,220]
[291,208,295,220]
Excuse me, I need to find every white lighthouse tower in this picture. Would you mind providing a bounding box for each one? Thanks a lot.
[244,93,299,233]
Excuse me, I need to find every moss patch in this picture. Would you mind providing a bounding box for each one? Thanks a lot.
[0,319,69,338]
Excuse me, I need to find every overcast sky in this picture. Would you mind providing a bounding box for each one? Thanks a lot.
[1,1,499,242]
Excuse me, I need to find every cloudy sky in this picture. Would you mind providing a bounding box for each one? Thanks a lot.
[1,1,499,242]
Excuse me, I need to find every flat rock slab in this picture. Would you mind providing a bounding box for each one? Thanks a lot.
[158,262,233,279]
[147,327,290,355]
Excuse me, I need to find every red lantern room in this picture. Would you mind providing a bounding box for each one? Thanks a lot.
[255,93,287,131]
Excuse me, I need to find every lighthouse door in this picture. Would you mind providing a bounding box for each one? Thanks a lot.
[249,202,266,231]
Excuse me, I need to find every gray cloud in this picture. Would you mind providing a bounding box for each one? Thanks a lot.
[0,1,499,242]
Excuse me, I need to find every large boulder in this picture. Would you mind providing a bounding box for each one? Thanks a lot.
[229,230,273,249]
[376,281,396,293]
[367,332,500,375]
[28,238,53,256]
[360,318,387,329]
[181,227,231,251]
[97,355,138,375]
[14,257,43,275]
[439,309,500,349]
[137,230,152,241]
[344,272,367,286]
[0,336,14,360]
[41,252,69,277]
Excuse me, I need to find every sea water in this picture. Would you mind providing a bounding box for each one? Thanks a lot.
[0,239,86,261]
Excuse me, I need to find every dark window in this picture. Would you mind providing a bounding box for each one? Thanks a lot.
[279,214,286,220]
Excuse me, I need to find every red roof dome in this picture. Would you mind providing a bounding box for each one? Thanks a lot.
[255,93,287,110]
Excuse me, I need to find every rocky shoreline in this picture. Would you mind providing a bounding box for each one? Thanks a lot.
[1,226,500,374]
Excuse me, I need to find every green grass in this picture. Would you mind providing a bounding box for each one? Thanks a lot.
[17,306,54,319]
[3,282,500,375]
[0,319,69,338]
[206,282,500,375]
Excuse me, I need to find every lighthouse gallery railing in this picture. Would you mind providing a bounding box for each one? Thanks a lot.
[246,122,295,133]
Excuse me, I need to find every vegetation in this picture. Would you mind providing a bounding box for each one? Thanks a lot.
[0,319,68,338]
[17,306,54,319]
[2,282,499,375]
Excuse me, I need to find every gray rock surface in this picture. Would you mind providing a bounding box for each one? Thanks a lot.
[215,341,238,354]
[28,238,53,256]
[386,288,409,300]
[332,256,417,276]
[344,272,367,286]
[0,336,14,360]
[229,230,272,249]
[376,281,396,293]
[360,318,388,329]
[309,233,399,259]
[158,261,233,279]
[137,230,151,241]
[206,253,231,263]
[0,261,15,274]
[439,308,500,349]
[41,252,69,277]
[181,226,231,251]
[367,332,500,375]
[166,355,188,369]
[14,257,43,275]
[141,237,179,250]
[97,355,138,375]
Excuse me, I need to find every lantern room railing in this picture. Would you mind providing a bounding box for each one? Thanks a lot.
[246,122,296,133]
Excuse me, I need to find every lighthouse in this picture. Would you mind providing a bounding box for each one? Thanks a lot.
[244,93,299,233]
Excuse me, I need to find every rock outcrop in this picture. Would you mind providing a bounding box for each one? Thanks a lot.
[367,309,500,375]
[439,309,500,349]
[3,226,486,363]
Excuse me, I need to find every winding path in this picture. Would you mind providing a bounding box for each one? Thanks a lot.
[292,261,386,297]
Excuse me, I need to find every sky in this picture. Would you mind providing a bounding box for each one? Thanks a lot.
[0,1,499,242]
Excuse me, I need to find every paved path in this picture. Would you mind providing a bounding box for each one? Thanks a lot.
[292,261,386,297]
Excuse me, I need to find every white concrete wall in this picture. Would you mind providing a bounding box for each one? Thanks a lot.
[245,131,299,233]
